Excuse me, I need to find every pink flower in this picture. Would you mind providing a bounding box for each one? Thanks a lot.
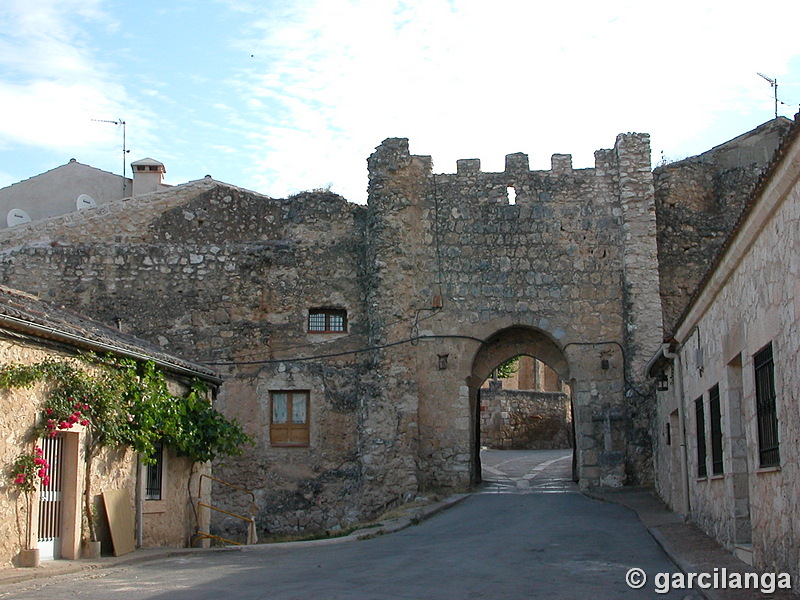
[49,431,57,438]
[83,404,90,410]
[37,468,46,478]
[80,419,89,426]
[14,474,25,485]
[45,408,53,415]
[42,476,50,487]
[58,421,68,429]
[34,446,43,456]
[34,457,45,466]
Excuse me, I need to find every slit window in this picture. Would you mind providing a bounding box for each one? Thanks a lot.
[709,384,723,475]
[308,308,347,333]
[754,343,780,468]
[695,396,707,478]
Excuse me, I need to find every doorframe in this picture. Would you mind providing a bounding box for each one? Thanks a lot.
[36,431,82,560]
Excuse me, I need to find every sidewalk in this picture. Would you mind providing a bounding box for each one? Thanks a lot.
[588,487,798,600]
[0,493,470,588]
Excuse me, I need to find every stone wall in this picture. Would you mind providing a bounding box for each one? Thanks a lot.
[479,380,572,450]
[0,132,667,539]
[653,117,792,337]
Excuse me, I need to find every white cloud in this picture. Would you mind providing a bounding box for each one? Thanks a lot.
[0,1,144,160]
[218,0,800,201]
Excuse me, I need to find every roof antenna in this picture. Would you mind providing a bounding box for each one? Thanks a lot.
[756,73,778,119]
[92,118,130,195]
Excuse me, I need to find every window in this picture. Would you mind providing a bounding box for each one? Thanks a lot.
[308,309,347,333]
[709,384,723,475]
[695,396,707,478]
[270,391,310,446]
[754,343,780,467]
[145,441,164,500]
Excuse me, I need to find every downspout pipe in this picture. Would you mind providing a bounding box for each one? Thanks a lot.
[647,342,690,518]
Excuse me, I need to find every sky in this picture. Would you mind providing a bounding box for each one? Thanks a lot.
[1,0,799,204]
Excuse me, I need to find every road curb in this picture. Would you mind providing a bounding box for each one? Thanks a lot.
[0,493,471,587]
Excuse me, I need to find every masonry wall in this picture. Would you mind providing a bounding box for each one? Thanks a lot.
[366,136,663,490]
[0,183,375,538]
[653,118,792,337]
[479,380,572,450]
[0,132,666,538]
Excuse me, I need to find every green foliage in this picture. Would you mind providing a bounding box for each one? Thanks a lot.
[0,356,251,464]
[495,356,520,379]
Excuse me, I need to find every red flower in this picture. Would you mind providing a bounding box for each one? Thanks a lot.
[37,468,46,478]
[45,408,53,416]
[14,474,25,485]
[80,419,89,426]
[42,476,50,487]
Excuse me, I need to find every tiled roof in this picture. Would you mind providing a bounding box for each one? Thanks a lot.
[0,285,221,383]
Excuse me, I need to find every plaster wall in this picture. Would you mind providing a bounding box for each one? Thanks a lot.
[0,161,131,228]
[0,341,208,566]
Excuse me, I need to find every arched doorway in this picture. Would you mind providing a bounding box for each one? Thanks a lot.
[468,326,574,485]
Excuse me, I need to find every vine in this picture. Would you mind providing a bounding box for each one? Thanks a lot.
[1,355,252,541]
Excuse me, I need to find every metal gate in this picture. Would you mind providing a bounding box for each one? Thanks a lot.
[38,435,64,560]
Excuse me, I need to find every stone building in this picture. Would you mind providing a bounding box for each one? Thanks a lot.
[0,285,218,566]
[0,117,793,553]
[647,115,800,582]
[0,130,664,539]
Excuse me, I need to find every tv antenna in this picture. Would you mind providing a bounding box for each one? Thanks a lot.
[92,118,130,195]
[756,73,778,118]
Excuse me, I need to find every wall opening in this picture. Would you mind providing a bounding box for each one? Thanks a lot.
[469,326,572,486]
[506,186,517,205]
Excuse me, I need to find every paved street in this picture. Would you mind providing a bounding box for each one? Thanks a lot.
[0,450,696,599]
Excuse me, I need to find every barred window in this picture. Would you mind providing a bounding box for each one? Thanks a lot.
[695,396,707,478]
[709,384,723,475]
[754,343,780,467]
[145,441,164,501]
[308,309,347,333]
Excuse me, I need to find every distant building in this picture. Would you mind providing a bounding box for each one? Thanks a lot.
[0,158,168,229]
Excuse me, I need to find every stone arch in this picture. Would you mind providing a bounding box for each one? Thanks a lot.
[467,325,575,484]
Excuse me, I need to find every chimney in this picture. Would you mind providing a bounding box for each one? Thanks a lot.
[130,158,166,197]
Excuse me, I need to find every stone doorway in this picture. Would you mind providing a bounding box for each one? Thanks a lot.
[468,326,574,485]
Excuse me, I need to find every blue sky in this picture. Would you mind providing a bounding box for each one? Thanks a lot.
[1,0,799,204]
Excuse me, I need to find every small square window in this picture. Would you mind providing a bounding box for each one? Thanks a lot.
[270,391,310,446]
[308,309,347,333]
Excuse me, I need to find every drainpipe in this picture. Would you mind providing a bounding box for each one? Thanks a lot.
[664,344,691,518]
[136,455,144,548]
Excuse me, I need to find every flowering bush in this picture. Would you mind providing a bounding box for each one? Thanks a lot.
[11,447,50,493]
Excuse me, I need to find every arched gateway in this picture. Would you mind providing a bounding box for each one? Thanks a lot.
[0,131,665,537]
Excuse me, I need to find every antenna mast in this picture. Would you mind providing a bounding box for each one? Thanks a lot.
[757,73,778,118]
[92,118,130,195]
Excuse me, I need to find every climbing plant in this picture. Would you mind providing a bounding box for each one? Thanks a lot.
[0,355,251,464]
[0,355,251,541]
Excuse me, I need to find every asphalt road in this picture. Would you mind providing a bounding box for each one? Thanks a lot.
[0,450,695,599]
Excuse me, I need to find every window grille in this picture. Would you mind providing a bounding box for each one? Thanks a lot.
[754,343,780,467]
[308,309,347,333]
[695,396,707,478]
[709,384,723,475]
[146,441,164,500]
